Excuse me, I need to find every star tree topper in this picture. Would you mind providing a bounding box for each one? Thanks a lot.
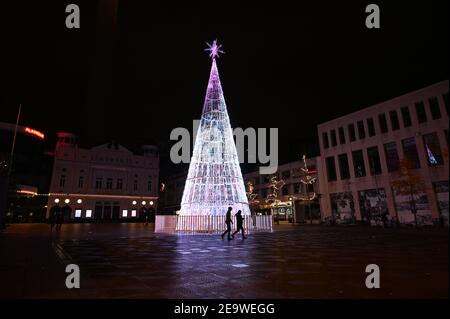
[205,39,225,59]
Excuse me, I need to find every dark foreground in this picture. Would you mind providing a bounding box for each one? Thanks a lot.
[0,223,448,298]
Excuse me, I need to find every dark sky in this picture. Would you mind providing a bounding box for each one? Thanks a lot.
[1,1,448,175]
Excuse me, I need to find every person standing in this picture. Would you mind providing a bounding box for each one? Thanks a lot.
[55,209,63,231]
[49,206,57,232]
[221,207,233,240]
[232,210,247,239]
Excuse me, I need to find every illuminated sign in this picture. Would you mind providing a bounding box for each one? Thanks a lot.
[24,127,45,139]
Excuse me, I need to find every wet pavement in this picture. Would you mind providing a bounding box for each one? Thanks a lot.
[0,223,448,298]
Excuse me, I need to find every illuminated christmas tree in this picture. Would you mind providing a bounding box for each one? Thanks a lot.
[179,40,250,218]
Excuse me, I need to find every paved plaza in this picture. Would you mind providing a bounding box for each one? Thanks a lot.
[0,223,448,299]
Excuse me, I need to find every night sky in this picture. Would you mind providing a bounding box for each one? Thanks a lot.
[1,1,448,175]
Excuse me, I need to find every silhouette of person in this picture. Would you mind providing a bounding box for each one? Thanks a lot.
[221,207,233,240]
[232,210,247,239]
[49,206,58,232]
[55,209,63,231]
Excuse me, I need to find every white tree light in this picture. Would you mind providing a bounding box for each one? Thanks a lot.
[179,40,250,217]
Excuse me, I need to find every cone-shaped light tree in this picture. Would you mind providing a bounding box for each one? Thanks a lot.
[179,40,250,217]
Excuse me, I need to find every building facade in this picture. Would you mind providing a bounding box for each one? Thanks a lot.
[46,132,159,222]
[317,80,449,226]
[243,158,322,223]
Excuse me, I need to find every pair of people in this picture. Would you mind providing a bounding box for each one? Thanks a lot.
[221,207,247,240]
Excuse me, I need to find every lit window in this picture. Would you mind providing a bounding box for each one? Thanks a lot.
[122,210,128,217]
[75,210,82,218]
[85,210,92,218]
[131,210,137,217]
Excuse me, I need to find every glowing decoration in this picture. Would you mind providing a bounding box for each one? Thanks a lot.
[77,199,82,204]
[54,198,60,204]
[142,201,146,205]
[24,127,45,139]
[204,39,224,59]
[300,155,317,201]
[179,40,250,219]
[132,200,137,205]
[149,201,154,206]
[64,199,70,204]
[425,144,438,166]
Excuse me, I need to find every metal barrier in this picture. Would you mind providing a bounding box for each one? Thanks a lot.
[155,215,273,234]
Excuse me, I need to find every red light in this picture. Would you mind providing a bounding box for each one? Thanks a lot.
[307,170,317,175]
[25,127,45,139]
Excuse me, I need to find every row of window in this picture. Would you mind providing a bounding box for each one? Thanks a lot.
[322,93,449,149]
[59,175,153,192]
[74,209,139,218]
[325,131,448,181]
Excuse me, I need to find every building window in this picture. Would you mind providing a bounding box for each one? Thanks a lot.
[338,127,345,144]
[429,97,441,120]
[401,106,412,128]
[389,110,400,131]
[293,183,301,194]
[423,132,443,166]
[78,176,84,188]
[402,137,420,169]
[147,178,152,192]
[443,93,449,116]
[106,178,113,189]
[282,185,289,196]
[116,178,123,190]
[326,156,337,182]
[85,210,92,218]
[122,210,128,217]
[338,153,350,180]
[59,175,66,187]
[131,210,137,217]
[75,210,82,218]
[95,178,102,189]
[367,118,375,137]
[133,180,138,191]
[357,121,365,139]
[367,146,382,175]
[384,142,400,172]
[352,150,366,177]
[378,113,388,133]
[330,130,337,147]
[415,102,427,123]
[348,124,356,142]
[322,132,329,149]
